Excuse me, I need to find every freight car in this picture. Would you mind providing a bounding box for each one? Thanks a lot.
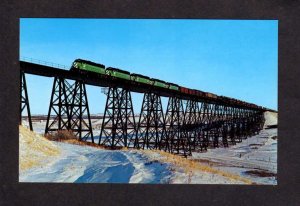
[105,67,131,80]
[205,92,218,99]
[71,59,105,75]
[189,89,196,96]
[194,89,205,97]
[180,86,190,94]
[219,95,229,102]
[229,98,237,104]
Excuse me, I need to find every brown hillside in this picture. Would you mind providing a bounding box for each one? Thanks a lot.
[19,126,61,172]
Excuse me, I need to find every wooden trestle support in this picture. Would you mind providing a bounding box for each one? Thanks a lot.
[98,87,136,148]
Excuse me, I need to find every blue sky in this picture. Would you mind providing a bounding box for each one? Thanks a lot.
[20,19,278,115]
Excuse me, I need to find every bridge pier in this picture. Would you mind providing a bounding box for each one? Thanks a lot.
[203,103,218,148]
[212,104,227,147]
[182,99,199,155]
[99,87,136,148]
[135,92,166,150]
[245,109,254,137]
[164,96,185,154]
[221,105,230,145]
[20,71,33,130]
[252,110,265,134]
[45,78,94,141]
[241,108,251,139]
[69,81,94,142]
[239,109,246,139]
[45,77,73,135]
[211,104,223,148]
[226,106,236,144]
[199,102,210,149]
[231,107,240,143]
[194,102,208,151]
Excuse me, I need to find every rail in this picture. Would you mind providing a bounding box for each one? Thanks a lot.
[20,56,69,70]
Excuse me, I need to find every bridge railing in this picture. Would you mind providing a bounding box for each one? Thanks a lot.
[20,56,69,70]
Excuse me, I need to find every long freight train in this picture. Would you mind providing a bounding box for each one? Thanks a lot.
[71,59,263,110]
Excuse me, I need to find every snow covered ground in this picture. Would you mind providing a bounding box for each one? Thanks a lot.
[20,140,252,184]
[191,111,278,185]
[19,132,252,184]
[191,128,277,184]
[20,142,172,183]
[20,111,277,184]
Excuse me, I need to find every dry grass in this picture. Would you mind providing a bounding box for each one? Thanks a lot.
[61,139,108,149]
[245,170,276,177]
[19,126,61,171]
[46,130,123,150]
[45,130,77,141]
[140,149,253,184]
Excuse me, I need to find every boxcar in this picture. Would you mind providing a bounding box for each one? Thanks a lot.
[194,90,200,97]
[71,59,105,75]
[180,86,189,94]
[220,96,231,103]
[151,78,168,89]
[105,67,131,80]
[130,73,152,85]
[231,98,238,104]
[194,89,204,97]
[189,89,196,95]
[206,92,218,99]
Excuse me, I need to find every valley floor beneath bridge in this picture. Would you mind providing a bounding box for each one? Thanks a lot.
[20,111,277,184]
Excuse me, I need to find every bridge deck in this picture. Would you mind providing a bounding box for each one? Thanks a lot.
[20,60,267,111]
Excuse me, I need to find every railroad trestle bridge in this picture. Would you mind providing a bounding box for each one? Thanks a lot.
[20,59,266,156]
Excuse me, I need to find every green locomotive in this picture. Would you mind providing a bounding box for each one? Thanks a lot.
[131,73,152,85]
[105,67,131,80]
[168,83,180,91]
[71,59,105,74]
[151,78,168,89]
